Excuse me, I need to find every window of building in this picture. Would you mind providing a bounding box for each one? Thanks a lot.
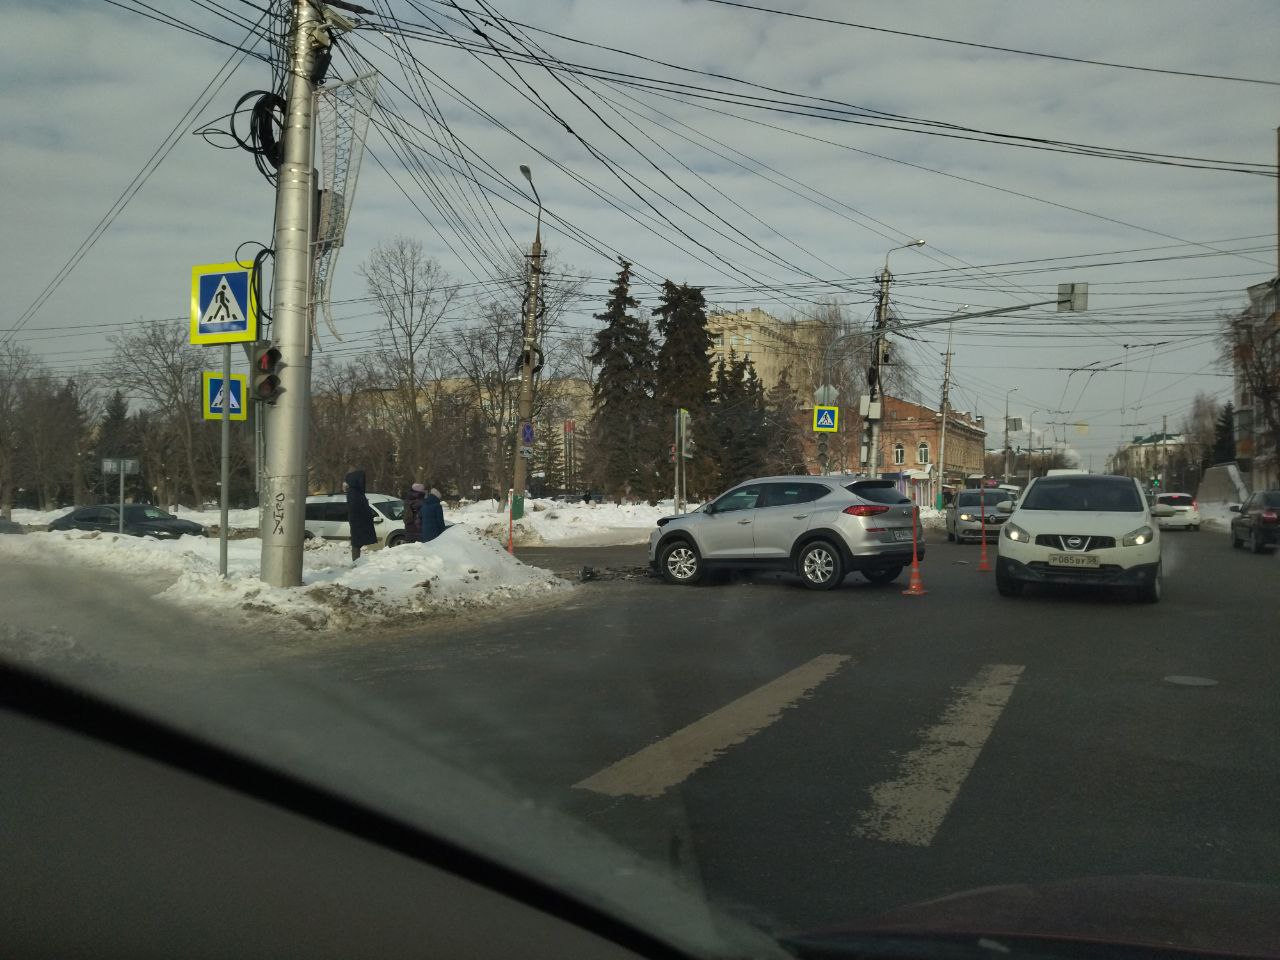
[893,443,905,465]
[918,441,930,464]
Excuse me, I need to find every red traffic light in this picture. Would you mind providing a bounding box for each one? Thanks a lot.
[253,343,283,403]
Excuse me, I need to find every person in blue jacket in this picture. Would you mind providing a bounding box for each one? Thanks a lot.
[343,469,377,560]
[420,486,446,543]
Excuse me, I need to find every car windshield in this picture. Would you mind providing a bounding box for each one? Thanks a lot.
[4,4,1279,957]
[1020,477,1144,512]
[955,491,1006,508]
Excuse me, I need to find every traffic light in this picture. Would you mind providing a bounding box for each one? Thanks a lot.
[1151,475,1160,488]
[252,342,283,404]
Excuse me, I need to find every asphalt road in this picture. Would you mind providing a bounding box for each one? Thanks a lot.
[287,529,1280,934]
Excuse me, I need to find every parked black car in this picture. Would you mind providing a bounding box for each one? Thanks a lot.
[48,505,206,539]
[0,517,25,535]
[1230,491,1280,553]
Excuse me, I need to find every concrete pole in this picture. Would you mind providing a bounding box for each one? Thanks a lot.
[260,0,319,588]
[867,266,889,477]
[511,231,542,506]
[937,323,953,508]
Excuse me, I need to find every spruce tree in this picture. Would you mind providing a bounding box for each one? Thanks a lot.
[1212,402,1236,464]
[588,260,657,501]
[653,282,714,496]
[764,370,808,475]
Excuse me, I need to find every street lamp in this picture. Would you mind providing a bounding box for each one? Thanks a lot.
[1003,387,1019,483]
[509,164,545,552]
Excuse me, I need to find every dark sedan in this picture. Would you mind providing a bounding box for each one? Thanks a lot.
[48,505,206,539]
[1230,490,1280,553]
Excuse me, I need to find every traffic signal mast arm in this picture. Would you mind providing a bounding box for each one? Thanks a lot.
[886,293,1085,336]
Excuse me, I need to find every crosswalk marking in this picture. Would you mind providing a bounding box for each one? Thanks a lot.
[856,663,1024,847]
[575,653,852,799]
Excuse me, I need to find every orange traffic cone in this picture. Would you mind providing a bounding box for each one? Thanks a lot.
[902,505,927,597]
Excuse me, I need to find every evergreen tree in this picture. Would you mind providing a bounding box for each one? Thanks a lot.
[587,260,658,501]
[707,351,768,488]
[534,424,565,494]
[763,370,809,475]
[653,281,714,496]
[98,390,131,459]
[1212,401,1236,464]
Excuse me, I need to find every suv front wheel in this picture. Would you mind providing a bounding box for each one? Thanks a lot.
[797,540,844,591]
[659,539,703,585]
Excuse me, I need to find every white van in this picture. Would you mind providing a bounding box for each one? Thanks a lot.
[303,493,407,548]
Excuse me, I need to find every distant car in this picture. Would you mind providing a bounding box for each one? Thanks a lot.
[1154,492,1200,531]
[945,489,1009,542]
[303,494,408,549]
[649,475,923,590]
[1229,491,1280,553]
[47,505,206,539]
[995,473,1174,603]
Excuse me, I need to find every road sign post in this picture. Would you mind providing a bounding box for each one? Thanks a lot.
[101,458,140,534]
[219,344,231,578]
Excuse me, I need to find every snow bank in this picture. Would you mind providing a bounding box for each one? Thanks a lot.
[1197,501,1238,532]
[0,528,570,630]
[9,505,260,530]
[446,497,685,546]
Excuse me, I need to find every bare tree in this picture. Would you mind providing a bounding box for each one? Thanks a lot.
[1180,391,1219,470]
[358,237,458,479]
[0,343,37,517]
[110,319,205,505]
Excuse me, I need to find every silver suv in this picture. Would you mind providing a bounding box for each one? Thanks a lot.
[648,476,924,590]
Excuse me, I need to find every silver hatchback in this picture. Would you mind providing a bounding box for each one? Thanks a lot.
[648,476,924,590]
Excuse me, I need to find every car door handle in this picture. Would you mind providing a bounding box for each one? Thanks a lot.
[737,518,752,524]
[792,514,809,519]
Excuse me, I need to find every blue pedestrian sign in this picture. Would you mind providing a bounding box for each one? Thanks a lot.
[521,421,535,445]
[813,405,839,433]
[190,261,257,345]
[202,372,248,421]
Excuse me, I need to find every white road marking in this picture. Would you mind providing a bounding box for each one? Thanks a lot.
[856,663,1025,846]
[575,653,852,799]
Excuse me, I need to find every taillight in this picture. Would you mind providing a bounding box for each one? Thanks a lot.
[844,504,890,517]
[1191,499,1198,510]
[1262,509,1279,524]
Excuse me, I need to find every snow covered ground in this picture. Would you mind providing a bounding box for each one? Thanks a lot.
[0,527,570,631]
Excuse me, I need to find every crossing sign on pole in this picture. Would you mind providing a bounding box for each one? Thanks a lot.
[202,372,248,421]
[813,405,839,433]
[190,261,257,345]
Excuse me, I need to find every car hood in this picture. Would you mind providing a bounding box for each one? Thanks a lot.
[1009,510,1149,535]
[784,875,1280,958]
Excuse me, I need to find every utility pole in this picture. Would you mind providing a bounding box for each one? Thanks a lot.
[260,0,321,588]
[937,323,954,509]
[1161,413,1168,491]
[511,166,543,517]
[866,265,891,478]
[1002,387,1018,483]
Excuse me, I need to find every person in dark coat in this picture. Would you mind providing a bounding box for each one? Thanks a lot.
[420,487,446,543]
[402,483,425,543]
[343,469,378,560]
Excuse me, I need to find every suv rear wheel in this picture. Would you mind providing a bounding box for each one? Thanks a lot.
[660,539,703,585]
[797,541,843,591]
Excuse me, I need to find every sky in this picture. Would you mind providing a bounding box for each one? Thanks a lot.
[3,0,1277,466]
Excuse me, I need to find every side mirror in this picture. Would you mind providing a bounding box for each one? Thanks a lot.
[374,515,384,524]
[1229,504,1241,513]
[996,500,1014,514]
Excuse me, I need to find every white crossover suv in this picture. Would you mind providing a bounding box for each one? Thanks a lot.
[995,473,1174,603]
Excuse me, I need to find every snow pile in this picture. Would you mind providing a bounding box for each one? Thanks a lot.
[1197,501,1238,532]
[445,497,684,546]
[0,527,570,630]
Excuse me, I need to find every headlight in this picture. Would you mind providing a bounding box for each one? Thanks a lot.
[958,513,974,521]
[1122,525,1154,546]
[1004,522,1030,542]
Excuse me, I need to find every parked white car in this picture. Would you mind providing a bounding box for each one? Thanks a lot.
[1153,492,1200,531]
[995,473,1175,603]
[304,494,407,549]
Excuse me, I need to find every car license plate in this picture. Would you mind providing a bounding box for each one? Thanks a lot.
[1048,553,1100,568]
[892,528,913,542]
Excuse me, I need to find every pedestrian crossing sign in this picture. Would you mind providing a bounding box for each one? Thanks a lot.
[202,371,248,421]
[190,261,257,344]
[813,405,839,433]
